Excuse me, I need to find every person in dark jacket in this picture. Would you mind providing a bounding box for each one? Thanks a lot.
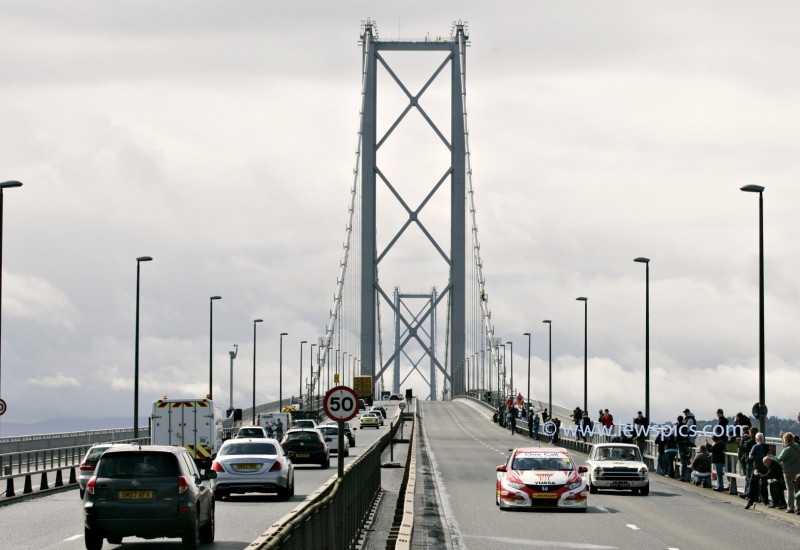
[690,445,712,487]
[756,456,787,509]
[710,435,726,491]
[747,432,769,507]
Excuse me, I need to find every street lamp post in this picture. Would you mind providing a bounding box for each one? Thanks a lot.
[228,345,238,412]
[576,297,588,413]
[506,341,513,398]
[543,320,552,417]
[299,341,307,410]
[741,184,766,435]
[500,344,506,399]
[523,332,531,410]
[133,255,152,440]
[279,332,288,409]
[0,180,23,406]
[209,296,221,398]
[310,343,316,408]
[252,319,263,417]
[634,257,651,425]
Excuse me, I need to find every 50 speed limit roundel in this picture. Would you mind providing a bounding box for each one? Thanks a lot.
[323,386,360,422]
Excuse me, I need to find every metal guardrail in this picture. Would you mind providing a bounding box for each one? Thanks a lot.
[252,404,408,549]
[394,411,417,550]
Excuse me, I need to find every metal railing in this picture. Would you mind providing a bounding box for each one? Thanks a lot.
[251,404,409,549]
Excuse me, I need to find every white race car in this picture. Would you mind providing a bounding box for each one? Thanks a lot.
[585,443,649,495]
[496,447,588,511]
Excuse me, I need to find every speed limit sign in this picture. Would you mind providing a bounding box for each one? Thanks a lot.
[0,398,6,416]
[323,386,359,422]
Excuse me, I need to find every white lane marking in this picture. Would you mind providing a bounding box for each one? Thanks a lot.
[594,505,610,513]
[64,535,83,541]
[464,534,618,549]
[626,524,640,530]
[422,407,466,550]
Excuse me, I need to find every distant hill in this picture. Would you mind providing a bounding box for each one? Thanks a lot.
[0,417,145,437]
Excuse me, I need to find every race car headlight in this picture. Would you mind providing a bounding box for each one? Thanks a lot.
[506,481,525,490]
[566,481,583,490]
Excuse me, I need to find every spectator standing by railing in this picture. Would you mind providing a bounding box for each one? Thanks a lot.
[748,432,769,506]
[738,428,756,499]
[633,411,648,453]
[710,435,726,492]
[580,412,592,442]
[527,409,534,439]
[655,428,667,475]
[715,409,729,444]
[533,414,540,440]
[683,408,697,447]
[773,432,800,513]
[665,434,678,478]
[675,415,691,481]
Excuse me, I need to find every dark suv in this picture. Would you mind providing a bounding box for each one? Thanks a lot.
[83,445,216,549]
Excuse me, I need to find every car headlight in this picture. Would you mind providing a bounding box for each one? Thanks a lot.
[505,481,525,490]
[566,481,583,490]
[595,467,603,477]
[639,467,648,477]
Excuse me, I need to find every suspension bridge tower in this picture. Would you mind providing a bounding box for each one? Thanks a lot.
[359,20,469,399]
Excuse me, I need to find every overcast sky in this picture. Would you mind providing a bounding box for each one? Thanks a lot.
[1,1,799,432]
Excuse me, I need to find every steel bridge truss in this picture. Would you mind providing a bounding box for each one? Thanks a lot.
[360,20,469,399]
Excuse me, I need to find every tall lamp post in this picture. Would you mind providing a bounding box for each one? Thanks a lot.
[208,296,221,398]
[523,332,531,409]
[133,255,152,440]
[542,320,552,417]
[576,297,588,413]
[252,319,263,416]
[228,344,238,412]
[506,341,514,398]
[279,332,288,409]
[299,340,307,409]
[309,343,316,408]
[500,344,506,399]
[741,184,766,435]
[634,257,651,425]
[0,180,23,407]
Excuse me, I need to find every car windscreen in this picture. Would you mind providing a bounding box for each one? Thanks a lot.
[220,442,277,456]
[318,428,338,436]
[97,452,179,479]
[85,446,111,462]
[286,432,319,442]
[597,447,641,461]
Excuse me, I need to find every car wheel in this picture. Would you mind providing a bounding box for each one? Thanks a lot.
[79,488,85,499]
[214,490,226,501]
[632,488,640,495]
[199,503,215,543]
[640,484,649,496]
[181,516,200,549]
[277,484,290,500]
[321,457,330,469]
[106,536,122,544]
[84,527,103,550]
[288,475,295,497]
[588,478,598,494]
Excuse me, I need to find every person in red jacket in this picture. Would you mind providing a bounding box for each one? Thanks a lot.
[602,409,614,428]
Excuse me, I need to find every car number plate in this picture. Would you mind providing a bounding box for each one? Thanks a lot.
[118,490,153,500]
[610,481,631,487]
[236,463,259,470]
[532,493,558,499]
[295,453,310,458]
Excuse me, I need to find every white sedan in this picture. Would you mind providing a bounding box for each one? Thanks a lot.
[316,425,351,456]
[585,443,649,495]
[210,438,294,500]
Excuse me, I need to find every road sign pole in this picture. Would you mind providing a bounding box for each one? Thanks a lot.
[338,421,345,477]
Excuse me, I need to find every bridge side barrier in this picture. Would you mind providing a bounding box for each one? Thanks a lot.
[391,412,417,549]
[251,405,406,549]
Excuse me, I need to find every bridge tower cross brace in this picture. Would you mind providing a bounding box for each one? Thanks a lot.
[359,21,468,398]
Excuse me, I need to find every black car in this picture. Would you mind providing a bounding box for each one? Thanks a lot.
[83,445,216,549]
[280,429,330,469]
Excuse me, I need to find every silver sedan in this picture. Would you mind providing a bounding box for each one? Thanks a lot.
[317,425,351,456]
[210,438,295,500]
